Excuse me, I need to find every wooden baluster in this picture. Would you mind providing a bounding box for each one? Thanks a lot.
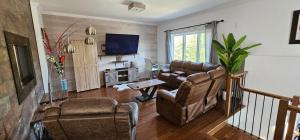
[285,96,300,140]
[274,99,289,140]
[225,74,233,116]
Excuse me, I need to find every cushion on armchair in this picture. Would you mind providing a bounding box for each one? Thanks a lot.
[207,66,226,79]
[61,97,117,115]
[187,72,211,84]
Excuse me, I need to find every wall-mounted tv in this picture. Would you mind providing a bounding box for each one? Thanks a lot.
[105,33,139,55]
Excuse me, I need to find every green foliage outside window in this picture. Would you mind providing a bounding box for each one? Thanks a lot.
[172,32,206,63]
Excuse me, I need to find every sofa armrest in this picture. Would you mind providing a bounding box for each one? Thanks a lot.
[157,89,176,103]
[169,73,179,79]
[115,102,139,128]
[160,68,171,73]
[173,71,186,76]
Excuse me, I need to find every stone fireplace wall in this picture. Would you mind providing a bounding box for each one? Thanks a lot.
[0,0,44,139]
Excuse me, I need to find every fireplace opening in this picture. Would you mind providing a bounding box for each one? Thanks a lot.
[4,31,36,104]
[15,44,35,85]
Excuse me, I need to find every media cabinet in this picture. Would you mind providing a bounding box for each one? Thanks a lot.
[104,67,139,87]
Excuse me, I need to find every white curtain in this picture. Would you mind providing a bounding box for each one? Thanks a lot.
[166,26,206,63]
[165,30,172,64]
[205,21,219,64]
[166,23,218,64]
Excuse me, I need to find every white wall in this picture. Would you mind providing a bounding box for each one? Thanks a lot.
[30,2,49,93]
[157,0,300,96]
[157,0,300,139]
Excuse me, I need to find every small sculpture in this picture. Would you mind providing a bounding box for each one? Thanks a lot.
[85,25,96,45]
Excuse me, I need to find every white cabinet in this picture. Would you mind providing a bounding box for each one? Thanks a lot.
[104,68,138,87]
[104,71,118,87]
[72,41,100,92]
[128,68,139,82]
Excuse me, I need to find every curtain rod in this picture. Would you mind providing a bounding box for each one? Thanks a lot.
[164,19,224,32]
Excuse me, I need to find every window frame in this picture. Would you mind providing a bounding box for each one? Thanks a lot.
[171,31,206,63]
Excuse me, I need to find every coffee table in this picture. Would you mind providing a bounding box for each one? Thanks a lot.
[128,79,165,102]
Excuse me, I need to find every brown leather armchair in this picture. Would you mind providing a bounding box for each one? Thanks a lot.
[205,66,226,112]
[156,73,212,126]
[42,97,138,140]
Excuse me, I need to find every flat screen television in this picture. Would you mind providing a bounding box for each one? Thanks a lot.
[105,33,139,55]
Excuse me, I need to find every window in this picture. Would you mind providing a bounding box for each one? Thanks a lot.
[171,32,206,63]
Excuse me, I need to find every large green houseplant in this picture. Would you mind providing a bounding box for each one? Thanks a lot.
[212,33,261,115]
[212,33,261,74]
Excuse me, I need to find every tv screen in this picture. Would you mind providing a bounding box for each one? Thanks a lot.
[105,33,139,55]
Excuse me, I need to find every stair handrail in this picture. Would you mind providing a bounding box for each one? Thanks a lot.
[224,71,295,140]
[231,73,291,101]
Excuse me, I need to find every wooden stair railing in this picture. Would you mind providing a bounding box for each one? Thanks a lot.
[224,71,297,140]
[225,71,248,116]
[274,96,300,140]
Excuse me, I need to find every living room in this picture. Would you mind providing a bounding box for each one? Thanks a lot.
[0,0,300,140]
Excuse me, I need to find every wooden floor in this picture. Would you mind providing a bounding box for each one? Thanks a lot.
[214,124,257,140]
[69,87,253,140]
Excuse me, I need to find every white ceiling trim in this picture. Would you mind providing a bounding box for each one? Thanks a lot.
[41,11,158,26]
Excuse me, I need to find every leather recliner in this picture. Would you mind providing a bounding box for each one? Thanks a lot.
[158,60,220,89]
[41,97,139,140]
[205,66,226,112]
[156,66,226,126]
[156,73,212,126]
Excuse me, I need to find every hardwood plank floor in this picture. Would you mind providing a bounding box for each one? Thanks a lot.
[213,124,257,140]
[68,87,244,140]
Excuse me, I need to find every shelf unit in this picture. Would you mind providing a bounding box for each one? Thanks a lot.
[98,54,137,60]
[104,67,139,87]
[111,60,128,66]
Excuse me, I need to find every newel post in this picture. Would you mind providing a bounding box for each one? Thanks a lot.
[274,99,289,140]
[285,96,300,140]
[225,74,232,116]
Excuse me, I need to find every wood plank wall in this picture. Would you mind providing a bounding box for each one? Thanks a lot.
[42,14,157,92]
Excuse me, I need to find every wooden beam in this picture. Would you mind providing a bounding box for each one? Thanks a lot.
[285,96,300,140]
[274,99,289,140]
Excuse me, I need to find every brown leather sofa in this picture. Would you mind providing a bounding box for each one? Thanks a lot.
[156,66,226,126]
[158,60,220,89]
[41,97,138,140]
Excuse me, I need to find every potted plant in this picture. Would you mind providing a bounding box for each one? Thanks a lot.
[212,33,261,74]
[42,23,77,104]
[212,33,261,115]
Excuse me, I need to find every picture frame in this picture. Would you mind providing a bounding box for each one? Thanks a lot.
[289,10,300,44]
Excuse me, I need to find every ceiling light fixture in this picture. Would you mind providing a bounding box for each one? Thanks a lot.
[128,2,146,13]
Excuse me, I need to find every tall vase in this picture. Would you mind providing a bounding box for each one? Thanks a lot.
[48,82,53,105]
[60,76,68,94]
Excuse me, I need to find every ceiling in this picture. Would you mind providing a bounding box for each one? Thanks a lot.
[39,0,235,25]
